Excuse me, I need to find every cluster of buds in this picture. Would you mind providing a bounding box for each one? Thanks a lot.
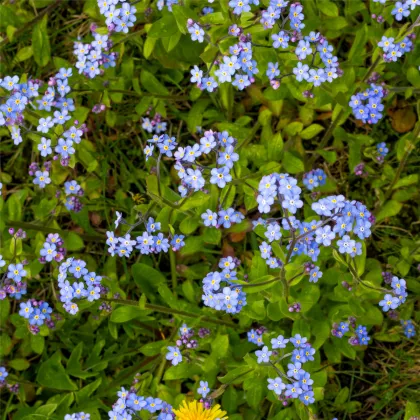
[354,162,368,177]
[176,328,198,350]
[92,103,106,114]
[382,271,393,285]
[304,262,315,274]
[198,328,211,338]
[371,14,384,23]
[289,302,301,313]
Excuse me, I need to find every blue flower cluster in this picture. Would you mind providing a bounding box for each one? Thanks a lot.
[107,214,185,258]
[57,258,104,315]
[74,31,117,78]
[303,168,326,191]
[65,412,90,420]
[401,320,416,339]
[201,208,244,229]
[166,324,199,366]
[379,276,407,312]
[255,173,373,271]
[3,258,27,300]
[108,387,174,420]
[39,233,66,264]
[175,130,239,197]
[142,115,167,134]
[64,180,84,212]
[97,0,137,33]
[19,299,54,334]
[202,257,247,314]
[349,84,386,124]
[258,334,316,406]
[332,318,371,346]
[247,328,265,346]
[378,35,413,62]
[187,1,341,93]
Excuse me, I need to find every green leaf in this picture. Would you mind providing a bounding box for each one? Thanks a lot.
[36,352,78,390]
[267,132,283,161]
[376,200,403,222]
[132,263,166,288]
[164,363,202,380]
[300,124,324,139]
[318,0,339,16]
[404,402,420,419]
[140,340,168,356]
[282,151,304,174]
[63,232,84,251]
[140,70,169,96]
[148,15,179,38]
[211,334,229,359]
[110,305,145,323]
[218,366,253,384]
[9,358,30,371]
[32,15,50,67]
[407,66,420,88]
[15,46,33,62]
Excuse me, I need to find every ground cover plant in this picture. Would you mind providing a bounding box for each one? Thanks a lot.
[0,0,419,419]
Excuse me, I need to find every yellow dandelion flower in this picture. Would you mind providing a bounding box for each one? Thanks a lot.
[172,400,228,420]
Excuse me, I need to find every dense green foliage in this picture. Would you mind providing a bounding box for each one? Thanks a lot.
[0,1,419,419]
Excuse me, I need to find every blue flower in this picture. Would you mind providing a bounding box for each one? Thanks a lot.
[255,345,272,363]
[55,138,75,158]
[38,137,52,157]
[19,301,33,318]
[201,77,218,92]
[298,371,314,391]
[166,346,182,366]
[0,366,8,382]
[229,0,251,14]
[190,65,203,84]
[188,23,205,43]
[282,194,303,214]
[153,233,169,253]
[285,382,303,398]
[8,263,27,282]
[300,390,315,405]
[267,62,280,80]
[40,243,58,262]
[126,394,146,411]
[145,397,163,413]
[392,1,410,20]
[290,334,307,348]
[259,242,272,259]
[287,362,303,379]
[232,74,251,90]
[29,308,45,326]
[198,380,210,397]
[267,377,286,395]
[265,223,281,242]
[379,293,400,312]
[201,209,218,227]
[308,68,326,86]
[272,31,289,49]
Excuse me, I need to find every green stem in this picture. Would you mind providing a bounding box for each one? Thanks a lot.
[103,298,237,328]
